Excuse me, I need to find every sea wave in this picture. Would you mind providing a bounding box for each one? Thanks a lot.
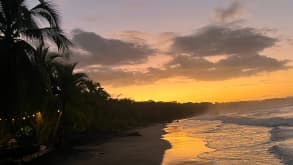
[188,105,293,164]
[270,127,293,165]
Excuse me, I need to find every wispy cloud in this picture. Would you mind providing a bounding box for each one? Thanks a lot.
[214,0,244,23]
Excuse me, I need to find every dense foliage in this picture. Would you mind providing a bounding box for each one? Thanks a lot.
[0,0,208,148]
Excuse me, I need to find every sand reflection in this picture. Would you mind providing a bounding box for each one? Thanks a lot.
[162,122,213,165]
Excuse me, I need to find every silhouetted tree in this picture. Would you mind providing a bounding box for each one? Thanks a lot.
[0,0,71,51]
[53,63,87,112]
[0,0,71,115]
[84,80,110,101]
[32,45,61,112]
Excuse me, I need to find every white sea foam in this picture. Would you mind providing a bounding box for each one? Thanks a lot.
[166,104,293,164]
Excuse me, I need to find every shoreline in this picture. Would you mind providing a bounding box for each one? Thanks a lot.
[27,123,171,165]
[162,119,214,165]
[1,114,209,165]
[35,118,213,165]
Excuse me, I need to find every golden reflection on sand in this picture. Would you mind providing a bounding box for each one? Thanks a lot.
[162,123,214,165]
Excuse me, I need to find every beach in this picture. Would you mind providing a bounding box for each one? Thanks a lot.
[27,124,170,165]
[27,122,212,165]
[73,124,170,165]
[4,103,292,165]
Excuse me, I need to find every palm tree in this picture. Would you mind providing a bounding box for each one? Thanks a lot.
[51,63,88,143]
[32,45,60,109]
[84,80,110,100]
[34,45,61,93]
[0,0,71,51]
[53,63,88,112]
[0,0,71,115]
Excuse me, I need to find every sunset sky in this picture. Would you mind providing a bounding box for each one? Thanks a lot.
[50,0,293,102]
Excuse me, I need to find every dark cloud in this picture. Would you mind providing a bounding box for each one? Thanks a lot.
[165,55,289,81]
[72,25,290,86]
[162,24,289,81]
[71,29,155,66]
[85,53,289,86]
[165,25,289,81]
[216,54,288,72]
[215,0,243,22]
[172,25,277,57]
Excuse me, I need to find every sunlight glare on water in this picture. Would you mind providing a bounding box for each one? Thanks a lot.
[162,122,214,165]
[161,118,283,165]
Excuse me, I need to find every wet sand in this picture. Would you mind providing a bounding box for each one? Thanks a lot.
[29,124,171,165]
[162,121,214,165]
[75,124,171,165]
[26,122,212,165]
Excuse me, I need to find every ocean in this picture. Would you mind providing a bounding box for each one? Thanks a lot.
[162,103,293,165]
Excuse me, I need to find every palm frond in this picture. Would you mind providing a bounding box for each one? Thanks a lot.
[17,5,40,37]
[31,1,60,28]
[0,0,71,52]
[21,27,72,52]
[74,72,88,83]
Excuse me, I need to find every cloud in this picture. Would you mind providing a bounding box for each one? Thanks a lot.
[70,29,155,66]
[171,24,277,57]
[83,54,289,86]
[214,0,244,22]
[165,24,289,81]
[165,54,289,81]
[72,25,290,86]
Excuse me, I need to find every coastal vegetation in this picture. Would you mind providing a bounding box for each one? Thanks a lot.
[0,0,208,156]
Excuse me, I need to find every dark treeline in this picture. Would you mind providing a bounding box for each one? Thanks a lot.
[0,0,208,152]
[66,98,209,132]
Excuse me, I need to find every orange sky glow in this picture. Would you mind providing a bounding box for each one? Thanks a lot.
[55,0,293,102]
[105,69,293,103]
